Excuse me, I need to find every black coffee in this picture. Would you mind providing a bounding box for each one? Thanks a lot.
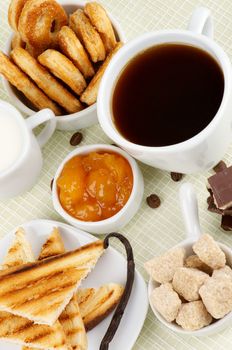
[112,44,224,147]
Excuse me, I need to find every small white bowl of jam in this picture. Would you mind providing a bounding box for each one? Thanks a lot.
[52,144,144,234]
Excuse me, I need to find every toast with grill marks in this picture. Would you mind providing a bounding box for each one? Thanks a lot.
[1,228,34,269]
[77,283,124,331]
[38,228,87,350]
[0,240,104,325]
[38,227,65,260]
[23,227,87,350]
[59,295,88,350]
[0,229,69,350]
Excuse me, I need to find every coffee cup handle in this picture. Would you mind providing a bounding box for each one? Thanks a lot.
[26,109,56,148]
[179,183,202,240]
[187,7,213,38]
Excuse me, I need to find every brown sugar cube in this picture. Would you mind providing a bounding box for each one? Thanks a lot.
[144,247,185,283]
[172,268,209,301]
[184,255,212,275]
[212,265,232,280]
[176,301,212,330]
[199,276,232,319]
[150,283,181,322]
[193,234,226,269]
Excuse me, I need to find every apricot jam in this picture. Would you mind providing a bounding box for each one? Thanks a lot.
[57,152,133,222]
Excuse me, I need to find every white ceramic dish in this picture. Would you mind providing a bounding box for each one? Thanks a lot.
[52,144,144,234]
[0,219,148,350]
[3,0,126,131]
[148,183,232,336]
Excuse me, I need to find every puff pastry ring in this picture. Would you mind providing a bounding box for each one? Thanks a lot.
[18,0,68,50]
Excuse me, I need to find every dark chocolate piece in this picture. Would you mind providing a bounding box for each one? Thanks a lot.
[207,194,232,216]
[213,160,227,173]
[207,188,213,196]
[221,215,232,231]
[146,194,161,208]
[208,166,232,209]
[207,195,223,214]
[101,233,135,350]
[224,208,232,216]
[50,178,54,191]
[170,172,183,182]
[70,132,83,146]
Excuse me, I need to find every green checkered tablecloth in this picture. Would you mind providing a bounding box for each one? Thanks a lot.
[1,0,232,348]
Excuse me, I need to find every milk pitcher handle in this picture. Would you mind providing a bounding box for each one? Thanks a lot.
[188,7,213,38]
[26,109,56,148]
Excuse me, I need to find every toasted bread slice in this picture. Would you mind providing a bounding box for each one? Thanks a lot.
[23,228,86,350]
[22,228,69,350]
[38,228,88,349]
[2,228,34,269]
[38,227,65,260]
[59,295,88,350]
[0,240,104,325]
[23,228,68,350]
[77,283,124,331]
[0,313,69,350]
[0,229,69,350]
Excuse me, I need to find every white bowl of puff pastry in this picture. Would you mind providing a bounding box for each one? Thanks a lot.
[2,0,126,131]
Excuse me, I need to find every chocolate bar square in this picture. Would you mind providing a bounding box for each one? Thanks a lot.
[208,166,232,210]
[207,194,232,216]
[221,215,232,231]
[224,208,232,216]
[213,160,227,173]
[207,196,223,214]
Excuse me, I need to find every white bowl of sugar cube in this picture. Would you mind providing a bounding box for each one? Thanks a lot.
[146,183,232,336]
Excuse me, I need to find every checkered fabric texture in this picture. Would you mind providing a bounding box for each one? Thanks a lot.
[1,0,232,348]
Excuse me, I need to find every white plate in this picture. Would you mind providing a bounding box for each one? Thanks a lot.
[0,219,148,350]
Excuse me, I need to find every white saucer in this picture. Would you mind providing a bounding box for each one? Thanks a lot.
[0,219,148,350]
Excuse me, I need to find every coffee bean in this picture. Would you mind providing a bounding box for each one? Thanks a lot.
[207,196,212,205]
[213,160,227,173]
[146,194,161,208]
[170,172,183,182]
[50,178,54,191]
[70,132,83,146]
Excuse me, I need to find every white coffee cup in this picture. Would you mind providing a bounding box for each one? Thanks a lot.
[98,7,232,174]
[0,100,56,199]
